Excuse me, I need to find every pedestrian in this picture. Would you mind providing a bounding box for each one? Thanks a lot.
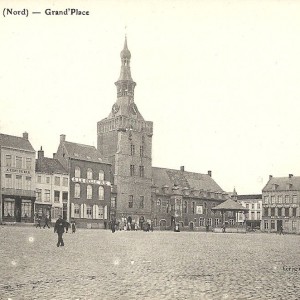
[54,215,66,247]
[111,217,116,233]
[222,223,226,233]
[43,216,50,229]
[279,225,284,235]
[65,221,70,233]
[206,223,209,232]
[36,216,42,229]
[71,221,76,233]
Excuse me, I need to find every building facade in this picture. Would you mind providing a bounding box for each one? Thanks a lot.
[0,132,36,223]
[97,37,153,224]
[261,174,300,234]
[236,194,262,229]
[151,167,228,230]
[35,147,69,223]
[56,135,112,228]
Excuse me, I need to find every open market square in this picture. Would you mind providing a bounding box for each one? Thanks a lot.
[0,226,299,300]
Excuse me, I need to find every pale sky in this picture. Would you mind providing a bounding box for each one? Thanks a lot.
[1,0,300,194]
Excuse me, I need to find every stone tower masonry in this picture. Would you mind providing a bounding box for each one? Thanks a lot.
[97,37,153,222]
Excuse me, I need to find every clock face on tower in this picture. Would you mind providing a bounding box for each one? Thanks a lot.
[112,103,119,114]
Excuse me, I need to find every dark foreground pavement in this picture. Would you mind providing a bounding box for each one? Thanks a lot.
[0,227,299,300]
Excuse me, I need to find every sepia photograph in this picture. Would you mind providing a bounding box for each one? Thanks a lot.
[1,0,300,299]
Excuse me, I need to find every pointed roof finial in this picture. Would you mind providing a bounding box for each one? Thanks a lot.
[120,33,131,59]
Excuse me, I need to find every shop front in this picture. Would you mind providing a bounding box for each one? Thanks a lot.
[2,195,35,223]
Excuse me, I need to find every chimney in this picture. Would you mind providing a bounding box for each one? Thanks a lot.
[23,132,28,140]
[38,146,44,159]
[269,175,273,180]
[53,153,57,159]
[60,134,66,143]
[289,174,293,178]
[208,170,212,177]
[180,166,185,172]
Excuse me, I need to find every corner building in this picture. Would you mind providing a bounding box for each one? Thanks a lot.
[97,37,153,223]
[97,38,227,228]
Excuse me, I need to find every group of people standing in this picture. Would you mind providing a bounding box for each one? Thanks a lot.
[110,217,153,233]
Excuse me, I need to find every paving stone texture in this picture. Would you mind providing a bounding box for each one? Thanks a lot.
[0,227,299,300]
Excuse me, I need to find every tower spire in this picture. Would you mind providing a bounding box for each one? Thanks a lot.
[115,36,136,98]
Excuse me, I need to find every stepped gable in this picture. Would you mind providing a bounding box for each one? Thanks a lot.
[36,157,67,174]
[0,133,35,152]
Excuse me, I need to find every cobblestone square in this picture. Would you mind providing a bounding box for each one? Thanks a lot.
[0,227,299,300]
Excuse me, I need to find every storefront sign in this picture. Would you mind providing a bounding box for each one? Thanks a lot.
[5,168,31,174]
[71,177,111,186]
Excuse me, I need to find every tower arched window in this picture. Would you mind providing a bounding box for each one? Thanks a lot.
[75,184,80,198]
[183,201,188,214]
[99,170,105,181]
[87,185,92,199]
[75,167,81,178]
[99,186,104,200]
[87,168,93,180]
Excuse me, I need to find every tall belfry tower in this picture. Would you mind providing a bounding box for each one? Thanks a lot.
[97,37,153,222]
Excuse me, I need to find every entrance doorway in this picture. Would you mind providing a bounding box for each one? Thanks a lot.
[277,220,283,231]
[189,222,194,230]
[15,198,21,222]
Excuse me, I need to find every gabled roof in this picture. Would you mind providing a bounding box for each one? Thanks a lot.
[212,199,249,211]
[263,176,300,191]
[152,167,224,193]
[36,157,67,174]
[0,133,35,152]
[63,141,106,163]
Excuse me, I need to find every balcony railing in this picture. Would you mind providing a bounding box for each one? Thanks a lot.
[1,188,36,198]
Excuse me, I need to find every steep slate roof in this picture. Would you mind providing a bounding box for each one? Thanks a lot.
[237,194,262,200]
[212,199,249,211]
[36,157,67,174]
[152,167,224,192]
[0,133,35,152]
[63,141,106,163]
[263,176,300,191]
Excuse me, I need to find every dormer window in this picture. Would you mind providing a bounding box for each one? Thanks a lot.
[162,185,169,194]
[286,183,292,190]
[272,184,278,191]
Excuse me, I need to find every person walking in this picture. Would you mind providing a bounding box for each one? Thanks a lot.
[43,216,50,229]
[71,221,76,233]
[279,225,284,235]
[54,215,66,247]
[36,216,42,229]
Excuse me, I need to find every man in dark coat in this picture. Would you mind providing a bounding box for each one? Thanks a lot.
[54,215,66,247]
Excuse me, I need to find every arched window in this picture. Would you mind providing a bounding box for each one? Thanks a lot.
[75,184,80,198]
[87,168,93,180]
[99,170,104,181]
[75,167,81,178]
[183,201,188,214]
[99,186,104,200]
[87,185,92,199]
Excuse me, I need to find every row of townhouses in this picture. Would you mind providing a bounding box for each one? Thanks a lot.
[1,37,299,233]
